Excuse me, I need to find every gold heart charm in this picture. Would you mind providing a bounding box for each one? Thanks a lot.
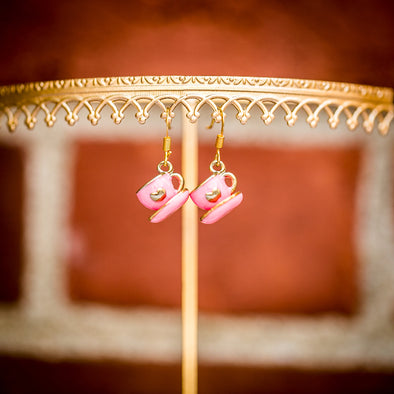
[150,188,166,201]
[205,188,221,202]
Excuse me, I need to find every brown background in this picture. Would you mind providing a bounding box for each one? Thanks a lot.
[0,0,393,393]
[0,0,393,87]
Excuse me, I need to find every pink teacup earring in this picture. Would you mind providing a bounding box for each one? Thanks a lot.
[190,109,243,224]
[136,109,189,223]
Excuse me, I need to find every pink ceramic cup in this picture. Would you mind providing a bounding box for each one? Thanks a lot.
[190,172,236,211]
[136,172,184,211]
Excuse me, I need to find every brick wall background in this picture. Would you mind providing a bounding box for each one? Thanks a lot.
[0,0,394,393]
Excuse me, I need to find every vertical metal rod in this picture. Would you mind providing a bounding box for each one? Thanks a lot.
[181,106,199,394]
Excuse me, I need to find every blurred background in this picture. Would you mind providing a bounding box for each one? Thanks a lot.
[0,0,393,393]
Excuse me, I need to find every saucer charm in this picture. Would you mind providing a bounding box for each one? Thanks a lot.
[190,160,243,224]
[137,161,189,223]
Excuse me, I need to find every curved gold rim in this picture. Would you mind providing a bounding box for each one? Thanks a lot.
[0,75,392,134]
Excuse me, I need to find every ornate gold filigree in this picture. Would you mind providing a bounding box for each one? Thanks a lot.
[0,76,392,134]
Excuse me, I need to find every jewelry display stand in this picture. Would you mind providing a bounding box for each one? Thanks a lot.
[0,76,393,394]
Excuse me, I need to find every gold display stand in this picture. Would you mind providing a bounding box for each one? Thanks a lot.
[0,76,393,394]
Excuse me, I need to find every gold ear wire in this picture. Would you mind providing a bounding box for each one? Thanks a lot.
[163,108,172,165]
[206,117,215,130]
[208,108,225,165]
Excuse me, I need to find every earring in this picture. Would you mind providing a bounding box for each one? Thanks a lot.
[190,110,243,224]
[136,109,189,223]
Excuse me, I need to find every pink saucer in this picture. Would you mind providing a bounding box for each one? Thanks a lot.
[150,190,189,223]
[200,192,243,224]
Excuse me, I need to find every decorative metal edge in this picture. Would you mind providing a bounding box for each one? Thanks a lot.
[0,93,392,135]
[0,76,393,102]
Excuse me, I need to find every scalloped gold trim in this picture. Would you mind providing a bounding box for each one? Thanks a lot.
[0,76,392,134]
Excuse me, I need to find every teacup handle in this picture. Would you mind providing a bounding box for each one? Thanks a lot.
[223,172,237,193]
[171,172,185,192]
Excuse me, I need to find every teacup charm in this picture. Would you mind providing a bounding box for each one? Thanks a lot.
[137,161,189,223]
[190,161,243,224]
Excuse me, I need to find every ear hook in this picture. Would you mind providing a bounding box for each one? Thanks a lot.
[163,108,172,165]
[207,108,225,165]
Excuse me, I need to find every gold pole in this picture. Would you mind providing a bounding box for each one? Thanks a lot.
[181,106,199,394]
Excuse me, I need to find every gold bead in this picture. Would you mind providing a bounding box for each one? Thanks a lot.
[163,136,171,152]
[215,134,224,149]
